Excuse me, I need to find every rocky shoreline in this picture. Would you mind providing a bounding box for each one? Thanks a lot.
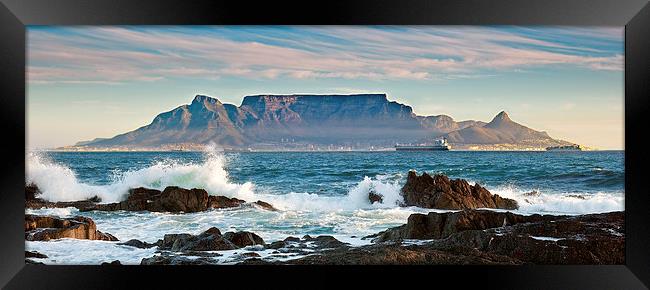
[24,171,624,265]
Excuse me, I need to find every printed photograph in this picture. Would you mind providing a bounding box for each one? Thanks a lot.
[25,26,624,265]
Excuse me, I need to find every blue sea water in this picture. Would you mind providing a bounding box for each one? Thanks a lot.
[39,150,624,197]
[25,149,625,264]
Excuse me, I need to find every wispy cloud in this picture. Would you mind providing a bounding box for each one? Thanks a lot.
[27,26,623,84]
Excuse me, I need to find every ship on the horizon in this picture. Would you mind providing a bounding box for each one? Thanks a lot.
[395,138,451,151]
[546,144,583,151]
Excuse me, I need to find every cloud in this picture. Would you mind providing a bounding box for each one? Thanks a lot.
[27,26,623,84]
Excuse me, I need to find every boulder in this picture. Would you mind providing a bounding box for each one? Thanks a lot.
[25,214,118,241]
[401,171,518,210]
[101,260,122,266]
[222,231,265,247]
[252,200,277,211]
[141,255,215,265]
[368,191,383,204]
[117,239,158,249]
[158,227,237,251]
[208,195,246,209]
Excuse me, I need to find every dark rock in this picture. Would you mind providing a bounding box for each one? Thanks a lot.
[401,171,518,210]
[25,251,48,259]
[208,195,246,209]
[236,258,274,265]
[252,200,277,211]
[89,186,247,213]
[284,236,300,243]
[286,242,519,265]
[101,260,121,266]
[117,239,158,249]
[141,255,215,265]
[369,210,545,242]
[222,231,265,247]
[158,227,237,251]
[367,210,624,264]
[26,183,261,213]
[25,214,118,241]
[368,191,383,204]
[25,183,39,201]
[302,235,348,249]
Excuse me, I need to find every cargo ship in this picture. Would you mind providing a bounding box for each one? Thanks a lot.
[395,138,451,151]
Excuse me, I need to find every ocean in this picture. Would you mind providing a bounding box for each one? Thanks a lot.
[25,148,625,264]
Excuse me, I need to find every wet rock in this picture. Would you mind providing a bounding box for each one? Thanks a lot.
[287,242,519,265]
[26,184,278,214]
[367,210,624,264]
[141,255,215,265]
[303,235,348,249]
[236,258,274,265]
[222,231,265,247]
[266,235,346,251]
[25,214,118,241]
[368,210,546,242]
[208,195,246,209]
[87,186,267,213]
[401,171,518,210]
[252,200,277,211]
[101,260,121,266]
[368,191,383,204]
[117,239,158,249]
[158,227,237,251]
[25,251,48,259]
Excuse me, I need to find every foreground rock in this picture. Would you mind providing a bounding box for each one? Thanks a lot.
[25,214,118,241]
[400,171,518,210]
[367,210,624,264]
[156,227,265,252]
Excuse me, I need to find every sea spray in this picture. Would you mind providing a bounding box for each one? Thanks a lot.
[27,152,108,202]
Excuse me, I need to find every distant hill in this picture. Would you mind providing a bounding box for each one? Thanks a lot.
[442,111,570,147]
[78,94,572,149]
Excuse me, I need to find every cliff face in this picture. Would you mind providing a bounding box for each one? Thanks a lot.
[89,94,466,147]
[85,94,569,148]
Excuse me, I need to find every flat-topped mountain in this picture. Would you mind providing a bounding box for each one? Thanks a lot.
[80,94,571,149]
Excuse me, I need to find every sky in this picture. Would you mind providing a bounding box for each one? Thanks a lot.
[27,26,624,149]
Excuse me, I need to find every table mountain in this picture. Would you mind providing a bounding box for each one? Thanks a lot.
[80,94,571,148]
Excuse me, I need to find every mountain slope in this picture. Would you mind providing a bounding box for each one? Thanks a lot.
[81,94,571,148]
[442,111,567,145]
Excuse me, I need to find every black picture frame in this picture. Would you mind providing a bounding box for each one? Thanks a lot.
[1,0,649,289]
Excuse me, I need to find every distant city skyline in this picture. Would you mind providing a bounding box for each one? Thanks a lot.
[27,26,623,149]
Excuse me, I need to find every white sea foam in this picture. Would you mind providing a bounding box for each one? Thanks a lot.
[27,147,254,203]
[490,184,624,215]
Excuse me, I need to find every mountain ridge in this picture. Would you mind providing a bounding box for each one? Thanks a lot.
[80,94,571,149]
